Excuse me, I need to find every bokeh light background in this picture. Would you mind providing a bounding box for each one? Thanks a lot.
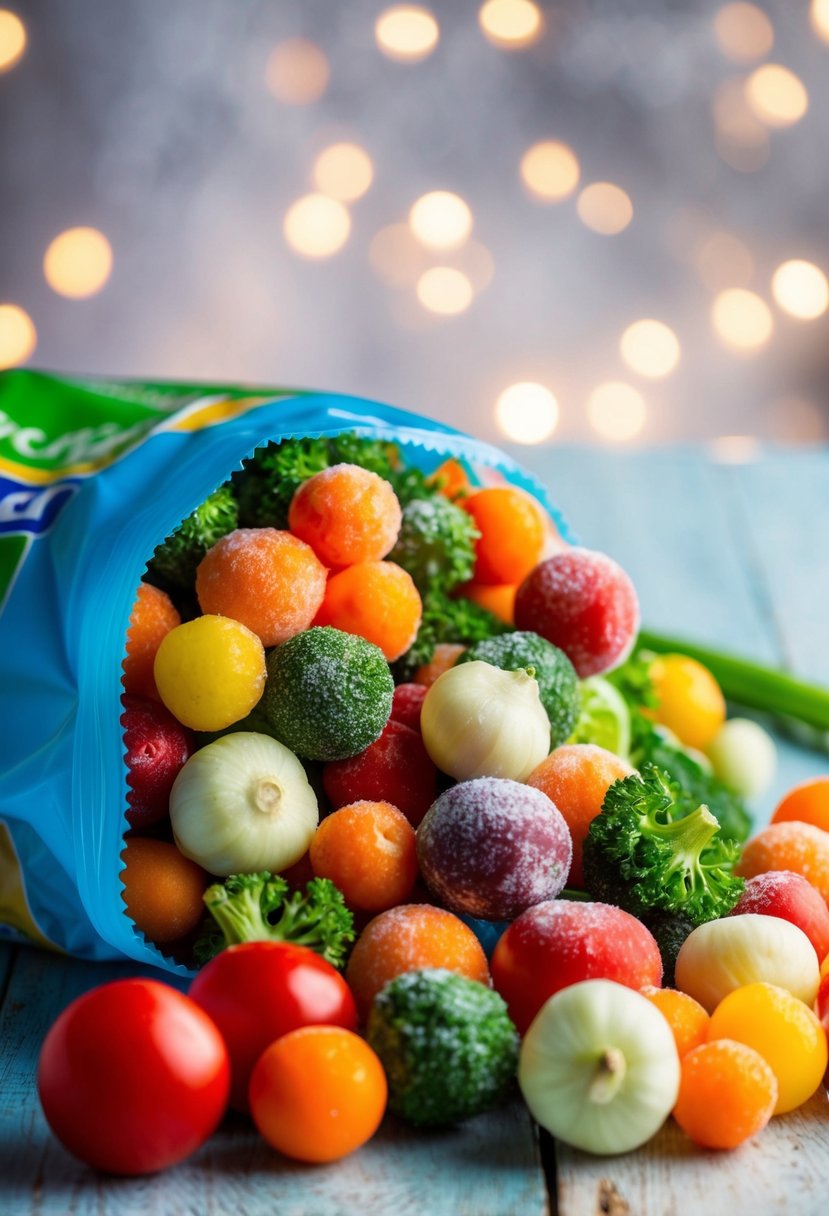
[2,0,829,453]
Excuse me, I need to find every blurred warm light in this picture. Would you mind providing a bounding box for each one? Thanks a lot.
[0,304,36,369]
[694,231,755,290]
[711,78,770,172]
[313,143,374,202]
[0,9,25,72]
[619,320,680,379]
[713,4,774,63]
[283,194,351,259]
[576,183,633,235]
[416,267,474,315]
[369,223,427,287]
[495,382,559,444]
[375,6,439,62]
[710,435,762,463]
[771,260,829,320]
[409,191,473,251]
[478,0,544,49]
[520,141,580,202]
[43,228,113,299]
[745,64,809,128]
[586,382,647,443]
[265,39,329,105]
[711,288,773,350]
[453,241,496,292]
[812,0,829,44]
[768,396,827,443]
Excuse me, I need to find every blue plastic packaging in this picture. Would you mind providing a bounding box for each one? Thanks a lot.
[0,378,573,974]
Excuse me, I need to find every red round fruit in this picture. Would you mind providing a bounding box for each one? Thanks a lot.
[514,548,639,678]
[491,899,662,1034]
[817,972,829,1034]
[37,978,229,1175]
[323,719,437,827]
[729,871,829,963]
[390,683,427,732]
[416,777,572,921]
[188,941,357,1112]
[121,695,193,829]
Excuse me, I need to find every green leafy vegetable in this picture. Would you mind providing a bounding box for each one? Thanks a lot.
[389,496,478,595]
[394,587,508,680]
[148,484,238,589]
[608,651,752,843]
[193,871,355,968]
[582,763,744,926]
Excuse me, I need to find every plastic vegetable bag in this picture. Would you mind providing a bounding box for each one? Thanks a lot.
[0,369,573,974]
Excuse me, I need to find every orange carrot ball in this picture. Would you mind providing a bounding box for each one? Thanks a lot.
[773,778,829,834]
[345,904,490,1021]
[413,643,465,688]
[736,821,829,906]
[459,582,516,625]
[314,561,422,662]
[672,1039,777,1150]
[641,986,710,1059]
[463,487,546,586]
[310,800,417,913]
[289,464,402,568]
[122,583,181,701]
[195,528,327,647]
[120,837,208,944]
[525,744,634,889]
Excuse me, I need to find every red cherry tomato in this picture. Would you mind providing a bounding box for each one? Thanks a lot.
[37,978,229,1175]
[188,941,358,1112]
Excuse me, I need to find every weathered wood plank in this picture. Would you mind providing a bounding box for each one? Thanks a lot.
[0,948,548,1216]
[555,1087,828,1216]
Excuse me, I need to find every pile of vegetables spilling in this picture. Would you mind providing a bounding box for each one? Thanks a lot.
[36,434,829,1176]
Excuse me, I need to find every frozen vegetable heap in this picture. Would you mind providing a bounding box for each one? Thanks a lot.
[37,433,829,1176]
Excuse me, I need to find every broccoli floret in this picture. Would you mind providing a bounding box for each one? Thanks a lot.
[388,496,478,595]
[367,968,519,1127]
[608,651,752,843]
[193,872,355,969]
[148,485,238,589]
[394,587,508,680]
[582,763,744,926]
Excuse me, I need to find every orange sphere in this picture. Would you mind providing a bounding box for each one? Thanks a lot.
[649,654,726,751]
[525,744,634,888]
[463,487,546,585]
[249,1027,387,1163]
[310,801,418,913]
[673,1039,777,1150]
[413,642,465,687]
[345,903,490,1021]
[640,986,710,1059]
[120,837,207,944]
[736,821,829,906]
[288,463,402,568]
[122,583,180,701]
[314,561,422,662]
[773,778,829,834]
[196,528,326,647]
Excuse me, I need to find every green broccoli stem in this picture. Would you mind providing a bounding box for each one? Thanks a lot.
[638,628,829,733]
[649,803,720,895]
[203,882,271,945]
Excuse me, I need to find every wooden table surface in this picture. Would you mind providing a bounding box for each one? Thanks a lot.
[2,445,828,1216]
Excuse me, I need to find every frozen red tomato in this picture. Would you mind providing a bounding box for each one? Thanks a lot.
[514,548,639,678]
[121,695,193,829]
[323,719,437,827]
[491,899,662,1034]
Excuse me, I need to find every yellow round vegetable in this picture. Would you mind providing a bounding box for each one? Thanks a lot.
[153,614,266,731]
[649,653,725,750]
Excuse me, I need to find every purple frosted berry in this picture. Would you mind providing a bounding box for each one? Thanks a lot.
[416,777,573,921]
